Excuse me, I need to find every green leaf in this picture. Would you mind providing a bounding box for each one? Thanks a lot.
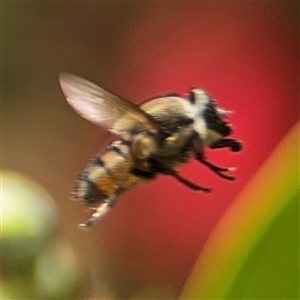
[180,121,300,300]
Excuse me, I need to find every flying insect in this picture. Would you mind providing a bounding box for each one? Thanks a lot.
[59,73,242,228]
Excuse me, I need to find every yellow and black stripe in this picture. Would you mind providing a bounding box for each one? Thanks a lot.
[75,140,154,205]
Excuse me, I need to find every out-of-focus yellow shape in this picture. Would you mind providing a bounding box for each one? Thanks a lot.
[34,237,87,299]
[180,121,300,299]
[1,277,33,300]
[1,170,58,270]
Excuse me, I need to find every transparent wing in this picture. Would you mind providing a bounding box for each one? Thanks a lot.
[59,72,162,135]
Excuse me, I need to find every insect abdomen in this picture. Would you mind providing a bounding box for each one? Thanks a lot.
[75,140,144,205]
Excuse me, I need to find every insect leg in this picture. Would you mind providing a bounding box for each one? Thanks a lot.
[79,175,129,229]
[162,168,211,193]
[196,153,235,181]
[79,200,114,229]
[210,138,242,152]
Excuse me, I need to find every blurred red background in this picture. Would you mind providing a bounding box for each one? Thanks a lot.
[3,2,299,299]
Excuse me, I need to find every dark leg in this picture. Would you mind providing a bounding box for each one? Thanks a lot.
[210,139,242,152]
[162,168,211,193]
[148,158,211,192]
[196,153,235,181]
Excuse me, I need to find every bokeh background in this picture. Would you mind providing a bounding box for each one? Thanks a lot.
[2,2,299,299]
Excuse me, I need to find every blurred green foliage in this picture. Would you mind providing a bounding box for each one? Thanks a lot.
[181,122,300,299]
[228,194,299,299]
[1,171,88,299]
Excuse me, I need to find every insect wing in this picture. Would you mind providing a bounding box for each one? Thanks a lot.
[59,73,162,135]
